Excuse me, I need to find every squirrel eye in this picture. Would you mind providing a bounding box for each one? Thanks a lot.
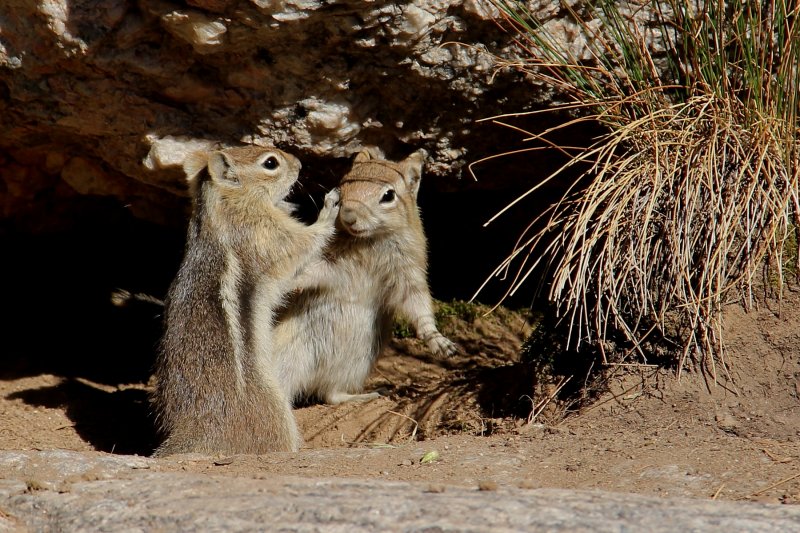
[262,156,280,170]
[380,189,396,204]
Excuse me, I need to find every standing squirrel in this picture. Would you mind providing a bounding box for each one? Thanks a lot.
[272,149,458,405]
[152,146,339,456]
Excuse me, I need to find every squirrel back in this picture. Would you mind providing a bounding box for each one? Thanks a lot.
[152,146,339,455]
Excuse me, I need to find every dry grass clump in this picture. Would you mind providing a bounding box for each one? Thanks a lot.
[482,0,800,376]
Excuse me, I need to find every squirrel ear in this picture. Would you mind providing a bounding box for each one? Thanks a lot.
[183,151,210,196]
[353,149,372,163]
[207,151,240,186]
[183,151,208,182]
[400,149,426,197]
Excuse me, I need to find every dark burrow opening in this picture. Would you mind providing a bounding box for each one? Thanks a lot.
[0,118,601,454]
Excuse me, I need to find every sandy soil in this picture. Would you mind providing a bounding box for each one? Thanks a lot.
[2,293,800,505]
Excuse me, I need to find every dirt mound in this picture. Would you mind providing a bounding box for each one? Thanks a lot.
[297,302,534,447]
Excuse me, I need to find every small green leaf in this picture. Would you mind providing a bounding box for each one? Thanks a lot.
[420,450,440,464]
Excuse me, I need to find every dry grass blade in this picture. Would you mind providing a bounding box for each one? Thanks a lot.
[385,410,419,441]
[750,472,800,498]
[484,0,800,376]
[527,375,572,424]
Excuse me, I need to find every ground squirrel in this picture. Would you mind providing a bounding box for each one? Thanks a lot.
[152,146,340,456]
[272,149,457,405]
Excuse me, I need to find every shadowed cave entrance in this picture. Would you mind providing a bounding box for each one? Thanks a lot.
[0,118,593,455]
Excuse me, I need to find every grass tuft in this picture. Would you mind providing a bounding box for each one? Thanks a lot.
[483,0,800,377]
[435,299,482,324]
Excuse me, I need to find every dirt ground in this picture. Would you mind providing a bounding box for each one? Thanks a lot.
[2,291,800,506]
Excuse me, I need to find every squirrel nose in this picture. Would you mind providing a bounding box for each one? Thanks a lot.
[340,206,357,226]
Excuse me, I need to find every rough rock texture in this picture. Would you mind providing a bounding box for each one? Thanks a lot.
[4,0,641,303]
[1,0,531,227]
[2,0,652,226]
[1,450,799,531]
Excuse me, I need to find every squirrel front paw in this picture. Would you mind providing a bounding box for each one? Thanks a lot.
[318,188,341,224]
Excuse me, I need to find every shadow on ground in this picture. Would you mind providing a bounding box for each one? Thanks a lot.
[1,200,179,455]
[7,379,157,455]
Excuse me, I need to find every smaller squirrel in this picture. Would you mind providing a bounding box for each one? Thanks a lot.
[272,149,457,405]
[152,146,339,456]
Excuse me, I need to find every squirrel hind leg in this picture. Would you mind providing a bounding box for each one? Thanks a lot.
[324,390,383,405]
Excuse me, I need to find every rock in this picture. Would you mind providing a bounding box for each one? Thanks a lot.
[0,450,799,532]
[425,483,446,493]
[715,412,741,434]
[143,136,217,173]
[0,1,687,302]
[477,479,498,491]
[61,157,128,197]
[0,0,615,231]
[161,10,228,53]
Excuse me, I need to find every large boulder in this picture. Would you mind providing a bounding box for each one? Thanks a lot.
[1,450,800,531]
[0,0,548,224]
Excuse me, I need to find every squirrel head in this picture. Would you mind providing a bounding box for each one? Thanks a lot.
[337,149,425,238]
[183,146,302,205]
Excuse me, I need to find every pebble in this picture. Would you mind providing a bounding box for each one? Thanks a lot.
[477,480,498,491]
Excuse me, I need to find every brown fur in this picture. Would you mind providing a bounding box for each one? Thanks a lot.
[272,149,457,405]
[152,146,339,455]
